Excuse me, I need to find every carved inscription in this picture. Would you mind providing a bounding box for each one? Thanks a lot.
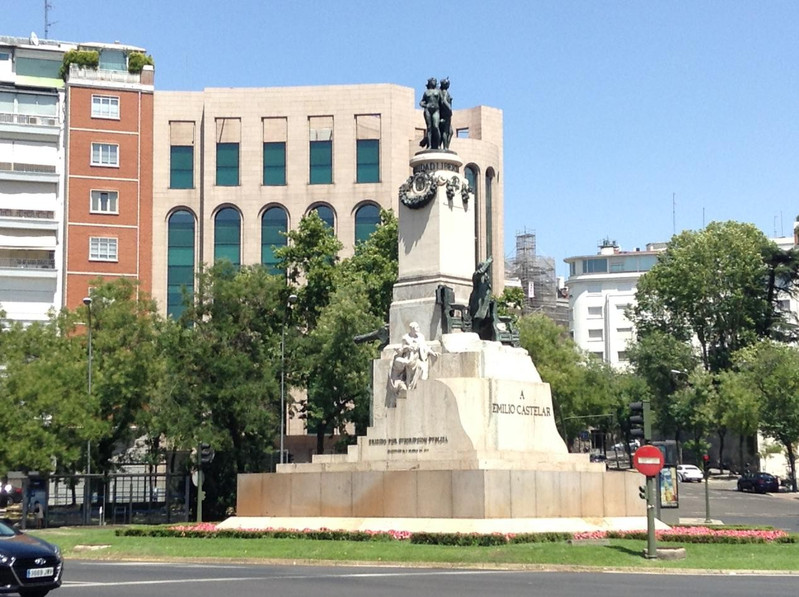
[413,161,459,174]
[370,436,448,454]
[491,403,552,417]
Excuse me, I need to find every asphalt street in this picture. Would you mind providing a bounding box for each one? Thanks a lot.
[677,477,799,533]
[58,561,797,597]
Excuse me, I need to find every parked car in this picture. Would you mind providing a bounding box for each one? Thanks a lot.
[737,472,780,494]
[0,519,62,597]
[676,464,704,483]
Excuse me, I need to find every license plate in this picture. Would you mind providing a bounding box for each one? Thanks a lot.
[26,567,53,578]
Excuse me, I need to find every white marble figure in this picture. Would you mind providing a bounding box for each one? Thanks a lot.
[389,322,437,400]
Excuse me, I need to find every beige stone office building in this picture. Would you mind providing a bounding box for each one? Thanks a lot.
[151,83,503,318]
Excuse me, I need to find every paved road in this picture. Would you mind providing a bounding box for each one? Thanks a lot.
[677,477,799,532]
[58,561,797,597]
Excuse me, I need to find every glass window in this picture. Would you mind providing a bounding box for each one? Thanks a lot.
[91,95,119,119]
[465,165,479,265]
[99,49,126,71]
[354,204,380,244]
[90,190,118,214]
[457,128,469,138]
[170,145,193,189]
[588,329,603,340]
[356,139,379,183]
[91,143,118,167]
[261,206,288,274]
[311,205,335,229]
[214,207,240,266]
[89,237,118,261]
[216,142,239,186]
[582,258,608,274]
[587,306,602,317]
[167,210,195,318]
[310,140,332,184]
[14,57,60,79]
[9,92,57,117]
[485,171,494,260]
[263,142,286,186]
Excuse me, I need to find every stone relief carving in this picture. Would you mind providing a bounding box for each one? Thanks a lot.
[388,322,438,404]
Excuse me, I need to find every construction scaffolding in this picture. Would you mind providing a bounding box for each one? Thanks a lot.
[506,230,568,327]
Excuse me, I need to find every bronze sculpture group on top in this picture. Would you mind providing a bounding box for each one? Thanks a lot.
[419,77,453,151]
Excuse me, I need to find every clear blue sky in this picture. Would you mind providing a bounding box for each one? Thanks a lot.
[5,1,798,277]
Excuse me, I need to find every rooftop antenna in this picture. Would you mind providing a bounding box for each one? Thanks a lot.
[44,0,57,39]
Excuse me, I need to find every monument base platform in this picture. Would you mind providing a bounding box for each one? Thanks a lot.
[218,514,668,535]
[236,468,644,520]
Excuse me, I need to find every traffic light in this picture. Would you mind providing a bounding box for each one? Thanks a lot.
[639,485,647,500]
[629,400,651,444]
[200,443,215,465]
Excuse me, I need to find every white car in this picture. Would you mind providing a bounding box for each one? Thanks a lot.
[677,464,704,482]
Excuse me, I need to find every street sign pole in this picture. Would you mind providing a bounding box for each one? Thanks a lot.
[634,445,665,560]
[646,475,657,559]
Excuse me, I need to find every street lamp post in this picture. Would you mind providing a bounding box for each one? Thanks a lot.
[83,297,93,476]
[280,294,298,465]
[83,297,93,526]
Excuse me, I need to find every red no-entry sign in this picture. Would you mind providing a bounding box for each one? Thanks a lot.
[633,445,664,477]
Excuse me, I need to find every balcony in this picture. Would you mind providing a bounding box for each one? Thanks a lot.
[0,257,55,270]
[68,64,154,89]
[0,161,58,183]
[0,209,55,220]
[0,111,60,141]
[0,112,59,127]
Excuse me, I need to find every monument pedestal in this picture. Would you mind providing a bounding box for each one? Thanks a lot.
[229,148,646,533]
[390,151,473,344]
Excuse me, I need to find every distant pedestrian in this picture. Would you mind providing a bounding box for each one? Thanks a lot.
[33,501,44,529]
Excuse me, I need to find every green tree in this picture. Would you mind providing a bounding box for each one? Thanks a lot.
[300,281,382,454]
[670,368,716,463]
[0,313,90,475]
[276,211,343,329]
[162,263,286,516]
[495,286,526,320]
[627,329,699,447]
[82,279,166,474]
[734,341,799,490]
[717,369,760,472]
[632,221,778,372]
[339,209,398,322]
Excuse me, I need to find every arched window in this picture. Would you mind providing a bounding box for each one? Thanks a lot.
[465,165,479,265]
[311,204,335,229]
[167,210,195,319]
[354,203,380,244]
[485,169,495,260]
[262,206,288,275]
[214,207,241,266]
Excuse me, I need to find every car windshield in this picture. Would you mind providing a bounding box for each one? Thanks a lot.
[0,522,17,537]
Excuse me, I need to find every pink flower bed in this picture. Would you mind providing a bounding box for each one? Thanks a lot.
[166,524,789,544]
[574,527,789,542]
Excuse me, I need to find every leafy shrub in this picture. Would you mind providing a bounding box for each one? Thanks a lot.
[127,52,154,74]
[59,50,99,79]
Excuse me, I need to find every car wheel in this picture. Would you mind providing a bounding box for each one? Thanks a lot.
[678,474,684,482]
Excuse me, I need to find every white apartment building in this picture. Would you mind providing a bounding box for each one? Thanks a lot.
[0,35,71,325]
[564,240,664,368]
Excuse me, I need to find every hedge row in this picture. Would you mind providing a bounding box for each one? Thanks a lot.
[118,526,797,545]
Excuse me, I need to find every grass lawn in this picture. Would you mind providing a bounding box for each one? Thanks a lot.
[29,526,799,572]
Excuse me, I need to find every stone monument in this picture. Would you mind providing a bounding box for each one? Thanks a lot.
[226,79,644,533]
